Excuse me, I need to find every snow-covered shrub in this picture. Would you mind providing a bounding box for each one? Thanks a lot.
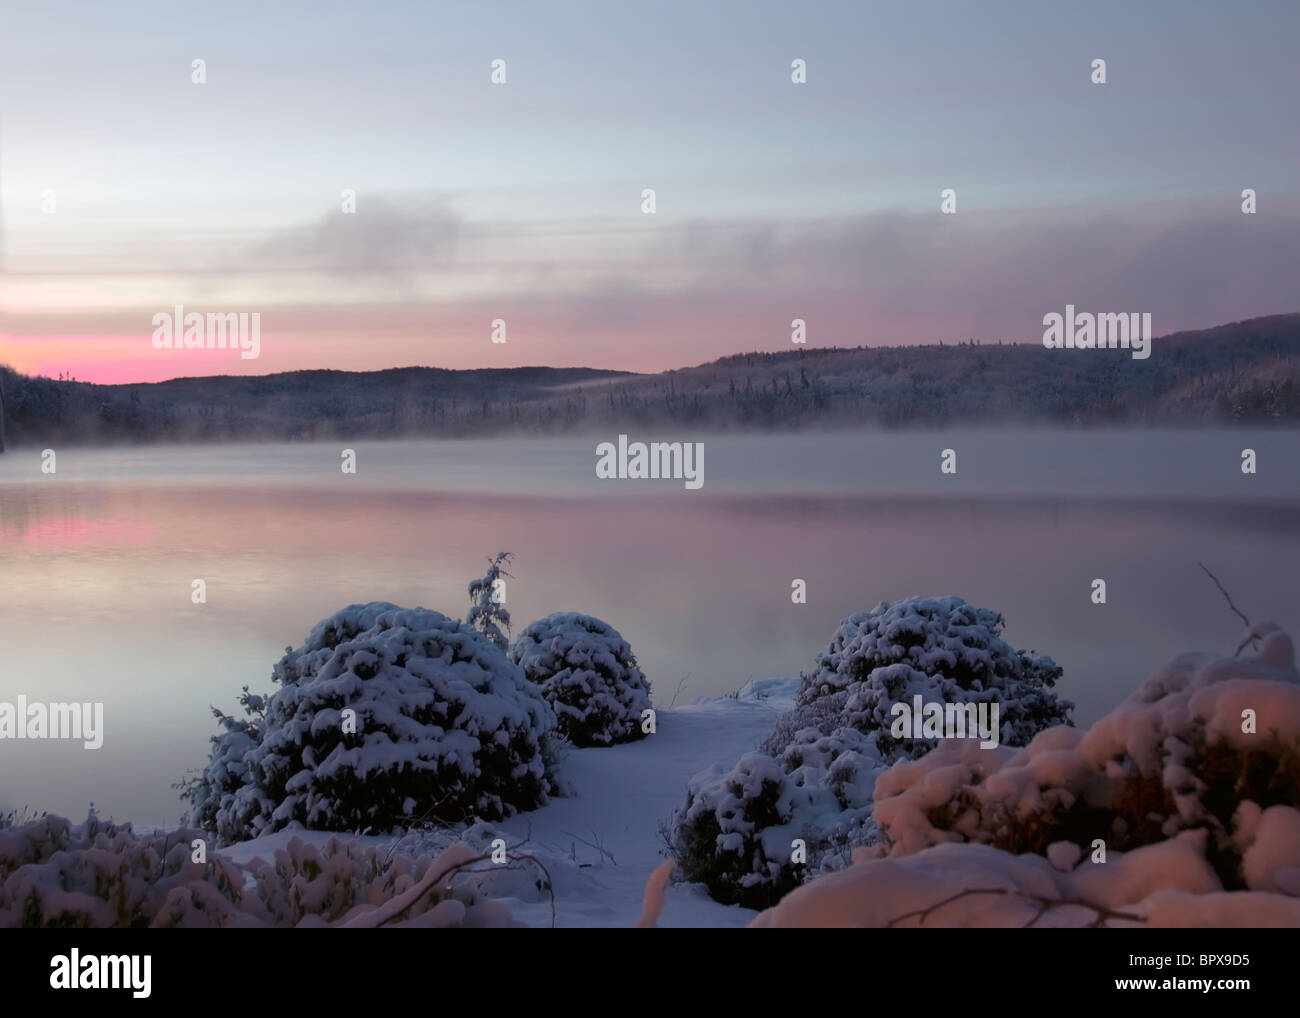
[672,754,804,908]
[186,602,559,844]
[871,621,1300,893]
[786,595,1071,760]
[0,810,523,927]
[669,736,881,909]
[509,612,652,747]
[671,596,1071,909]
[0,811,253,928]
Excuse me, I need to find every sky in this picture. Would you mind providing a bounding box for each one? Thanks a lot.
[1,0,1298,383]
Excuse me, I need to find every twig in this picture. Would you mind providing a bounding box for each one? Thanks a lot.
[1196,561,1260,657]
[563,828,617,866]
[885,886,1146,928]
[1197,562,1250,628]
[886,886,1007,927]
[667,674,690,710]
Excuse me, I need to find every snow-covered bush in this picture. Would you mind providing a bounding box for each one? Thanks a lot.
[871,620,1300,892]
[670,733,883,908]
[672,753,804,908]
[185,602,559,844]
[509,612,652,747]
[0,810,252,927]
[671,596,1071,909]
[0,810,522,927]
[788,595,1071,759]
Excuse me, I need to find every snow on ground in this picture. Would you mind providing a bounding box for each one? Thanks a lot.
[219,678,800,928]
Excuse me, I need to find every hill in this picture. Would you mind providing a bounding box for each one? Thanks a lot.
[1,314,1297,448]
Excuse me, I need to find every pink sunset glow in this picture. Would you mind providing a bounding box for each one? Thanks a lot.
[8,194,1299,385]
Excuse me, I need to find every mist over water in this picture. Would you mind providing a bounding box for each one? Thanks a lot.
[2,428,1298,824]
[8,428,1300,499]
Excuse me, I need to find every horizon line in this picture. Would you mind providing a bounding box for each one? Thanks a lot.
[6,310,1299,388]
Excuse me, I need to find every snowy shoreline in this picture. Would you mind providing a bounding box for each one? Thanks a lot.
[217,679,800,928]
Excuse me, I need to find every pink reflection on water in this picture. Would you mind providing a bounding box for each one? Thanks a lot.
[0,512,153,550]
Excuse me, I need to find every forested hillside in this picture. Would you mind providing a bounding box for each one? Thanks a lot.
[1,314,1296,448]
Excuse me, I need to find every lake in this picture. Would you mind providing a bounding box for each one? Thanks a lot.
[2,428,1298,825]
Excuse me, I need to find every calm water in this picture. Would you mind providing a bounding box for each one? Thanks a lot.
[2,429,1298,825]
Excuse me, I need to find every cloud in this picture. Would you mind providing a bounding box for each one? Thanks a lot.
[10,197,1299,380]
[250,195,461,286]
[635,200,1300,340]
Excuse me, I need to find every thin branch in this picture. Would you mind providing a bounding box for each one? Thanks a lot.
[1235,632,1261,657]
[1197,561,1250,628]
[1197,561,1262,657]
[884,886,1146,928]
[667,674,690,710]
[886,886,1008,927]
[563,828,617,866]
